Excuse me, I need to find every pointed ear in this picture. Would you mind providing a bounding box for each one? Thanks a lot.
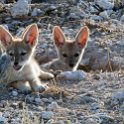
[0,25,12,48]
[22,23,39,47]
[53,26,65,46]
[75,26,89,48]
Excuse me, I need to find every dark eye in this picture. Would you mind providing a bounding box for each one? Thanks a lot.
[8,52,14,56]
[74,53,79,57]
[21,52,27,56]
[62,53,67,57]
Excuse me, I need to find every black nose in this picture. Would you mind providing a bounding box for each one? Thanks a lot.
[69,63,74,67]
[14,61,18,66]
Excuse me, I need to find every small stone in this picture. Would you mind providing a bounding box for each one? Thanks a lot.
[34,97,41,103]
[11,0,30,17]
[12,90,18,97]
[78,94,97,104]
[96,0,114,10]
[91,15,103,21]
[90,113,114,123]
[99,11,109,19]
[86,118,99,124]
[41,111,54,120]
[3,112,10,118]
[68,13,81,19]
[112,90,124,103]
[47,101,59,111]
[0,116,7,123]
[12,102,18,109]
[57,70,87,83]
[31,8,38,16]
[27,96,34,102]
[42,98,49,103]
[120,15,124,23]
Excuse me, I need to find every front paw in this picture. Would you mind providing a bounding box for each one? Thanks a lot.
[32,83,49,92]
[40,72,54,80]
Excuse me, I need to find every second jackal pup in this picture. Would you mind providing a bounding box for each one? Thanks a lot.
[0,24,54,92]
[42,26,89,71]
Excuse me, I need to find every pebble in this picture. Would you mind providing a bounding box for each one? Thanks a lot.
[68,13,81,19]
[99,11,109,19]
[0,116,7,123]
[41,111,54,120]
[57,70,87,83]
[11,0,30,17]
[90,113,114,123]
[120,15,124,23]
[90,15,103,21]
[31,8,40,16]
[112,90,124,103]
[96,0,114,10]
[85,118,99,124]
[47,101,59,111]
[2,112,10,118]
[42,98,50,103]
[12,90,18,97]
[34,97,41,103]
[78,94,97,104]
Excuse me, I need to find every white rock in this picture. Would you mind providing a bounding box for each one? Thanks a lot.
[41,111,54,120]
[57,70,87,82]
[99,11,109,19]
[12,90,18,97]
[11,0,30,17]
[96,0,114,10]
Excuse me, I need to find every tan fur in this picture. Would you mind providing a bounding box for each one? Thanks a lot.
[42,26,89,71]
[0,24,54,92]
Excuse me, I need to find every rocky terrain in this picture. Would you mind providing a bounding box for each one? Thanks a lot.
[0,0,124,124]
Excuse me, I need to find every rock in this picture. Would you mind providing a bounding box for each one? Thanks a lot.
[34,97,41,103]
[120,15,124,23]
[112,90,124,103]
[11,0,30,18]
[85,118,99,124]
[90,102,100,112]
[0,116,7,123]
[47,101,59,111]
[99,11,109,19]
[78,94,97,104]
[56,70,87,83]
[3,112,10,118]
[11,90,18,97]
[11,117,21,124]
[31,8,44,16]
[95,0,114,10]
[41,111,54,120]
[68,13,81,20]
[16,27,25,37]
[0,0,6,4]
[90,15,103,21]
[90,113,114,123]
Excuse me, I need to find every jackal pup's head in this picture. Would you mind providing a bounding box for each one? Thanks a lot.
[0,24,39,71]
[53,26,89,70]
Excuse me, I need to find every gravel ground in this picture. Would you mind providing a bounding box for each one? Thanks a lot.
[0,0,124,124]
